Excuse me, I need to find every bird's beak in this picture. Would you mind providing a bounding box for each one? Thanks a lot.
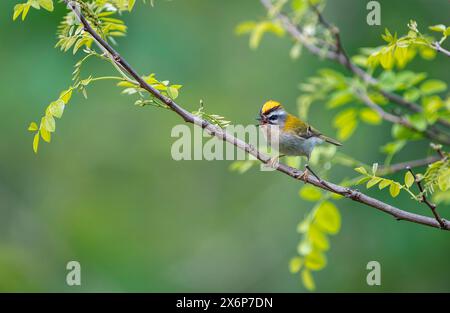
[256,115,266,123]
[255,115,263,127]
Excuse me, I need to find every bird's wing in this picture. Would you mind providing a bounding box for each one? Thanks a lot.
[294,124,343,146]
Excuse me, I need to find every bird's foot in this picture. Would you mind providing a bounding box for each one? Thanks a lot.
[295,168,309,183]
[266,156,280,169]
[305,165,334,190]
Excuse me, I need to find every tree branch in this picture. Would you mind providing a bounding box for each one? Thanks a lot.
[261,0,450,141]
[354,88,450,145]
[62,1,449,231]
[378,155,440,175]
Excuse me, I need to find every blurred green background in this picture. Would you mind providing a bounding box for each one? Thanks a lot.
[0,0,449,292]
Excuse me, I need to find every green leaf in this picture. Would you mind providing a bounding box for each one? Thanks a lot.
[407,114,427,131]
[372,163,378,175]
[392,124,423,140]
[308,226,329,251]
[21,4,31,21]
[290,42,302,60]
[297,218,310,234]
[356,176,371,185]
[360,108,382,125]
[378,179,391,190]
[128,0,136,11]
[167,86,179,99]
[235,21,257,35]
[33,132,40,154]
[367,177,382,189]
[297,239,312,256]
[380,47,394,69]
[327,90,353,108]
[355,167,368,175]
[314,201,341,234]
[304,250,327,271]
[13,4,24,21]
[429,24,446,33]
[28,122,38,132]
[404,88,421,102]
[299,185,322,202]
[445,27,450,37]
[389,182,401,197]
[60,89,73,104]
[381,28,394,43]
[49,100,65,118]
[404,171,415,188]
[40,127,51,143]
[420,79,447,95]
[301,269,315,291]
[38,0,54,12]
[337,119,357,141]
[249,21,284,50]
[289,257,303,274]
[29,0,40,9]
[438,169,449,191]
[42,115,55,132]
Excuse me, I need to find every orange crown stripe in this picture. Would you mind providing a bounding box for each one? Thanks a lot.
[261,100,282,114]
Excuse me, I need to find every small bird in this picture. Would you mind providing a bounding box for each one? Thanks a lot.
[257,100,342,182]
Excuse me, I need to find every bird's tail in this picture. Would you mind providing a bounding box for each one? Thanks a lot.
[320,135,342,146]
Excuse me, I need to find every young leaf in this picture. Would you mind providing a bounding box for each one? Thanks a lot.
[13,4,24,21]
[128,0,136,11]
[299,185,322,201]
[235,21,257,35]
[372,163,379,175]
[43,115,56,132]
[167,86,179,99]
[304,250,327,271]
[33,132,40,154]
[289,257,303,274]
[438,170,449,191]
[308,226,329,251]
[360,108,382,125]
[314,201,341,234]
[404,171,415,188]
[367,177,382,189]
[60,89,73,104]
[38,0,54,12]
[40,127,51,143]
[290,42,302,60]
[21,4,31,21]
[379,179,392,190]
[420,79,447,95]
[28,122,38,132]
[355,167,368,175]
[301,269,315,291]
[389,182,401,197]
[49,100,65,118]
[429,24,446,33]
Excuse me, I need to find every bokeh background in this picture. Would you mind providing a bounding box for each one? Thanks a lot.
[0,0,449,292]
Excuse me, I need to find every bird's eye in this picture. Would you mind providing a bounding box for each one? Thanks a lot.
[269,115,277,120]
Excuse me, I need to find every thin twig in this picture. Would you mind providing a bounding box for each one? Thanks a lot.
[62,0,449,231]
[407,167,447,229]
[432,42,450,57]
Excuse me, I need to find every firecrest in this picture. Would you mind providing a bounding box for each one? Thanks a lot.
[257,100,342,181]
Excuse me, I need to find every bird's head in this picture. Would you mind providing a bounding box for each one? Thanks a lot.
[257,100,287,126]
